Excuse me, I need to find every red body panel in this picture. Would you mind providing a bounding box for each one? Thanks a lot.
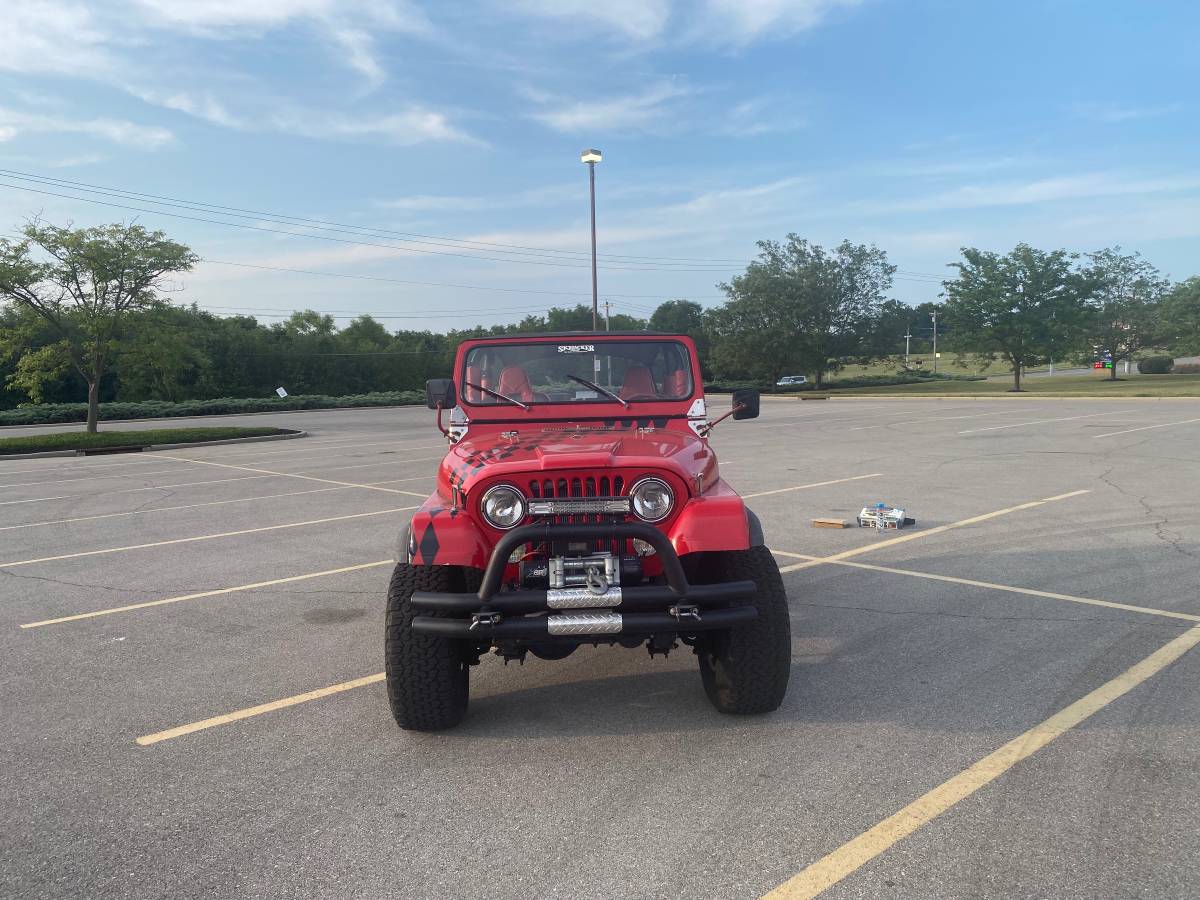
[405,333,754,568]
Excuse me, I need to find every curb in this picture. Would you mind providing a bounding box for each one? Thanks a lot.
[0,404,421,430]
[760,394,1199,401]
[0,430,307,460]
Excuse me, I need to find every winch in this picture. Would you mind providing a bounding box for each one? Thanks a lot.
[549,551,619,590]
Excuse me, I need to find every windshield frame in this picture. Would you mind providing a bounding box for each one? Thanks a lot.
[457,338,697,409]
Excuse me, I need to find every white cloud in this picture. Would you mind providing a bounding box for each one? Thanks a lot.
[270,107,484,146]
[504,0,672,41]
[874,172,1200,214]
[500,0,859,45]
[3,1,430,90]
[529,82,692,133]
[1073,102,1183,123]
[374,184,575,213]
[689,0,862,46]
[0,106,173,149]
[720,96,806,136]
[127,85,482,146]
[137,90,244,128]
[0,1,115,77]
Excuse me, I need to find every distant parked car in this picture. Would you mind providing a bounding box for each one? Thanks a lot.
[775,375,807,387]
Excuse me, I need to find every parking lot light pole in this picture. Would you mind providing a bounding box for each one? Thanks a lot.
[581,149,602,330]
[931,309,938,374]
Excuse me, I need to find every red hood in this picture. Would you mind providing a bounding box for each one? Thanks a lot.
[439,424,717,498]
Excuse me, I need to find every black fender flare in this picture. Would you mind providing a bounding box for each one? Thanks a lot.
[745,505,765,548]
[394,521,413,563]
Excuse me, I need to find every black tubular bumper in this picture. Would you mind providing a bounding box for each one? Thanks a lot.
[409,522,758,641]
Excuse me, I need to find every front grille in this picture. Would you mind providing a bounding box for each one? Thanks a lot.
[528,475,626,499]
[524,472,634,553]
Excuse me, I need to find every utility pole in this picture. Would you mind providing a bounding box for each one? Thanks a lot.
[904,330,913,367]
[580,149,603,330]
[930,309,938,374]
[603,300,611,331]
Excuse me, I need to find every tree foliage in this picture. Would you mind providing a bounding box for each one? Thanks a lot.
[942,244,1093,391]
[3,219,1197,411]
[0,220,197,430]
[1160,276,1200,355]
[711,236,893,387]
[1082,247,1167,380]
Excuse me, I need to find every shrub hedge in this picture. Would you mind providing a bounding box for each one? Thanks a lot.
[704,371,985,393]
[1137,356,1175,375]
[0,391,424,427]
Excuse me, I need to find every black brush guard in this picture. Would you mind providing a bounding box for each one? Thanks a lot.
[410,522,758,640]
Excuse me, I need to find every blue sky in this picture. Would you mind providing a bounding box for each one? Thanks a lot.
[1,0,1197,329]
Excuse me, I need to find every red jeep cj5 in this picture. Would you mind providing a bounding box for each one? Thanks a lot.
[387,331,791,730]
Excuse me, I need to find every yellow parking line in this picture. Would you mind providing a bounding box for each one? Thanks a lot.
[136,672,386,746]
[20,560,392,628]
[744,474,883,499]
[957,410,1132,434]
[0,506,416,568]
[155,454,427,496]
[772,551,1200,623]
[778,490,1090,574]
[1091,417,1200,438]
[762,622,1200,899]
[0,485,356,532]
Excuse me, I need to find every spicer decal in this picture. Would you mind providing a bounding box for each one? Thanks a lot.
[557,344,595,353]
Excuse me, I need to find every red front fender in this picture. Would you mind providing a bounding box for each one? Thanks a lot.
[404,495,492,569]
[666,479,753,555]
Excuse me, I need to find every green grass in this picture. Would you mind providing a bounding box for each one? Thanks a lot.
[834,355,1020,378]
[820,374,1200,397]
[0,426,295,455]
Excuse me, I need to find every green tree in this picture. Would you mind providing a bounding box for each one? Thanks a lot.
[942,244,1092,392]
[1160,277,1200,355]
[649,299,711,373]
[1083,248,1167,379]
[713,236,893,387]
[0,220,197,430]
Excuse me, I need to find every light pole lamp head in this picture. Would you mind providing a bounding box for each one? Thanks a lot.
[580,148,602,164]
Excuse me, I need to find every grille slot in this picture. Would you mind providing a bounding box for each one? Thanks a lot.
[527,471,632,544]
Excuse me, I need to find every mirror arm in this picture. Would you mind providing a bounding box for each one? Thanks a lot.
[701,402,745,436]
[435,401,450,437]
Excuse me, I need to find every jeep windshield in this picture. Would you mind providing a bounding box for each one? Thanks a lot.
[460,340,694,406]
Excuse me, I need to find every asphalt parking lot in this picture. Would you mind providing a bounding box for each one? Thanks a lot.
[3,396,1199,899]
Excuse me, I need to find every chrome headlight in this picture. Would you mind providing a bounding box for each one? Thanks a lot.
[629,477,674,522]
[481,484,526,529]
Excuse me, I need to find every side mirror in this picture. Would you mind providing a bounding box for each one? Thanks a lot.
[426,378,456,410]
[731,388,760,420]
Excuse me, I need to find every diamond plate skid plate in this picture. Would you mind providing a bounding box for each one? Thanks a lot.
[546,612,623,635]
[546,586,623,609]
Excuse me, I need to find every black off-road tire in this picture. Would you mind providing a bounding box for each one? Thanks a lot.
[385,563,475,731]
[696,546,792,714]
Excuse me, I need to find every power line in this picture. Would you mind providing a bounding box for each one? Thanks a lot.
[199,258,727,301]
[0,179,747,273]
[0,169,749,268]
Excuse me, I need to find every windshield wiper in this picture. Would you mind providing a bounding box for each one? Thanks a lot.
[567,374,629,409]
[467,381,530,411]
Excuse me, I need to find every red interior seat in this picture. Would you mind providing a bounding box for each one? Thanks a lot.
[662,370,688,398]
[497,366,536,402]
[619,365,658,400]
